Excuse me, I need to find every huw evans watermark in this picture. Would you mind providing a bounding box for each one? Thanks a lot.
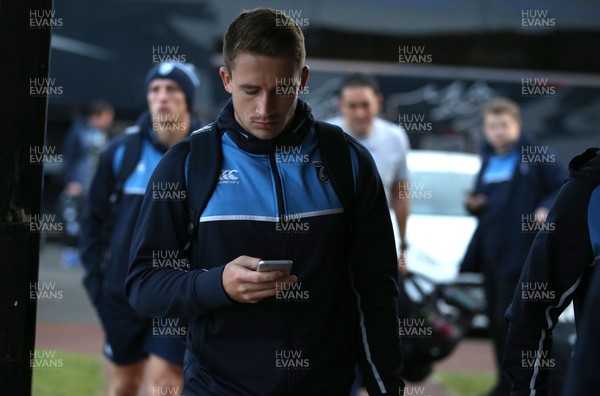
[275,10,309,29]
[152,113,188,133]
[276,214,310,234]
[275,77,309,96]
[275,349,310,369]
[521,9,555,30]
[29,9,63,29]
[521,214,555,234]
[403,386,431,396]
[29,145,63,165]
[276,281,309,301]
[28,213,63,235]
[521,350,556,369]
[152,318,187,338]
[152,182,187,202]
[521,77,556,98]
[521,145,556,165]
[399,318,433,338]
[30,282,63,301]
[152,250,190,270]
[152,45,187,64]
[30,350,64,369]
[398,45,432,65]
[399,182,433,200]
[151,385,181,396]
[399,113,432,134]
[520,282,555,302]
[275,145,310,164]
[29,77,63,97]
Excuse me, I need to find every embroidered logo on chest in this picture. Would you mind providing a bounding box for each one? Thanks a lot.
[311,161,330,183]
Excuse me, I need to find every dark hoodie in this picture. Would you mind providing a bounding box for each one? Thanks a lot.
[460,134,567,279]
[125,99,404,395]
[80,111,202,303]
[502,148,600,395]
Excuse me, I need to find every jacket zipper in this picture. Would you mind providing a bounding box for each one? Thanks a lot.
[268,153,297,396]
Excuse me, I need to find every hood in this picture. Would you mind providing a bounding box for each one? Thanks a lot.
[569,147,600,183]
[215,98,316,155]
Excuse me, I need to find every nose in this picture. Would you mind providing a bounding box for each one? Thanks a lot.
[156,86,169,102]
[352,104,368,119]
[256,91,275,119]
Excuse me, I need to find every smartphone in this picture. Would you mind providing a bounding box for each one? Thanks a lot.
[256,260,293,275]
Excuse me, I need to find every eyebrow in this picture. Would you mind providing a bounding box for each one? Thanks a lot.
[239,84,261,90]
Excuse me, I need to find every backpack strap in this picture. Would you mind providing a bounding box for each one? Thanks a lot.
[183,123,222,253]
[314,121,355,218]
[109,128,144,204]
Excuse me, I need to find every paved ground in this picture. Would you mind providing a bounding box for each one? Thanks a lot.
[35,242,496,396]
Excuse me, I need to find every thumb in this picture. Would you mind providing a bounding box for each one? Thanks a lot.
[235,255,261,270]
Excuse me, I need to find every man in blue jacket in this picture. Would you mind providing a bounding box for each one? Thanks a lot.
[503,148,600,395]
[125,8,403,396]
[460,98,567,396]
[81,62,202,396]
[61,100,114,268]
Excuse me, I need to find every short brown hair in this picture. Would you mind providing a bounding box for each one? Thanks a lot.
[222,8,306,71]
[482,98,520,121]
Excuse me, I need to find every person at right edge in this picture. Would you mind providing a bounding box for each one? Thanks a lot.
[502,147,600,395]
[459,98,567,396]
[125,8,403,396]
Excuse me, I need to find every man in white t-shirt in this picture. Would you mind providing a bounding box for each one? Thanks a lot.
[328,72,410,396]
[328,73,410,266]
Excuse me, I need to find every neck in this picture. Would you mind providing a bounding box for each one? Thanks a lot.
[494,144,515,156]
[154,112,191,148]
[346,121,372,138]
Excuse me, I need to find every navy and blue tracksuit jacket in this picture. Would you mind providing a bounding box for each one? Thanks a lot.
[502,148,600,395]
[460,134,567,279]
[125,99,404,395]
[80,111,201,303]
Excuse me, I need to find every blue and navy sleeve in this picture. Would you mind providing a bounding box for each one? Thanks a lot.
[125,141,237,318]
[347,139,404,395]
[466,160,486,216]
[502,176,598,396]
[62,124,87,186]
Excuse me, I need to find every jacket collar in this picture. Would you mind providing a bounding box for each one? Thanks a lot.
[215,98,316,154]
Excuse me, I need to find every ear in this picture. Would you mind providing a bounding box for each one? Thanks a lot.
[299,65,309,89]
[375,93,384,113]
[219,66,233,94]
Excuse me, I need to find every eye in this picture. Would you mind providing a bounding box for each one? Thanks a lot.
[244,89,259,96]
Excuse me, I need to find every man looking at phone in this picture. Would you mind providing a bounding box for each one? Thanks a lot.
[126,8,403,396]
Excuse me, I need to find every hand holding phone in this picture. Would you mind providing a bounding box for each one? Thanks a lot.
[222,256,296,303]
[256,260,293,275]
